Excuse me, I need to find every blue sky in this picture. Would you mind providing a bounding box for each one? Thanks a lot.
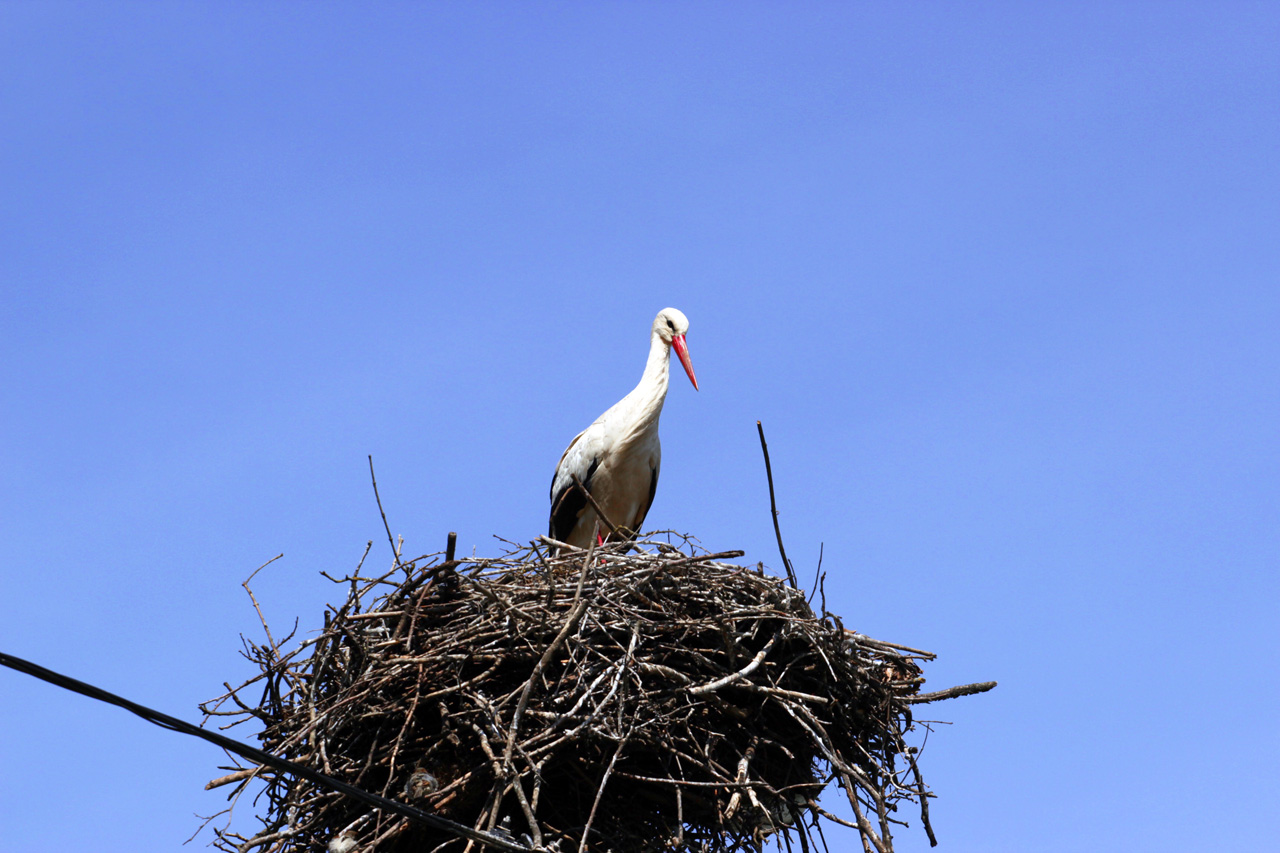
[2,3,1277,851]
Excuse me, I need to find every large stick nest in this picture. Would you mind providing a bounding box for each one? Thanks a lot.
[201,534,993,853]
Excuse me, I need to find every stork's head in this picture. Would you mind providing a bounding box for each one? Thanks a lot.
[653,307,698,391]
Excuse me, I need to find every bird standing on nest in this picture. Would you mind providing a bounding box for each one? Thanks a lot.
[549,307,699,551]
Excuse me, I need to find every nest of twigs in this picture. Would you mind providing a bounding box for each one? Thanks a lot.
[201,534,994,853]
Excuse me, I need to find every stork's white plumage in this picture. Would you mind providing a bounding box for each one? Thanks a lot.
[549,307,699,550]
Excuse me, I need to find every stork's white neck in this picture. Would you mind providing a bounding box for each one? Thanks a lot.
[614,328,672,434]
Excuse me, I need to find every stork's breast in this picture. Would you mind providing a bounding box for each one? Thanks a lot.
[590,448,654,531]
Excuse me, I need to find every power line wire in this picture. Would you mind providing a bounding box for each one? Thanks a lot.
[0,650,536,852]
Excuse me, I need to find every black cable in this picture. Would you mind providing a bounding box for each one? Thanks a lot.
[0,650,535,852]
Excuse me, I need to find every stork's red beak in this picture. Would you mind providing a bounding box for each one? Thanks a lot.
[672,333,698,391]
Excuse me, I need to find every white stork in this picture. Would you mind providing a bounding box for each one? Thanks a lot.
[549,307,699,551]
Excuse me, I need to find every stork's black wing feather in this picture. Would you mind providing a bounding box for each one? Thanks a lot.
[630,460,660,536]
[549,455,600,542]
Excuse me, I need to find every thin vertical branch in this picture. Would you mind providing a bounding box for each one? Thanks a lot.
[368,455,402,569]
[578,730,632,853]
[808,542,824,604]
[757,420,800,588]
[242,554,285,656]
[905,747,938,847]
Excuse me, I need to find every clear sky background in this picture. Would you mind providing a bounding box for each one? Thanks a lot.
[2,3,1277,851]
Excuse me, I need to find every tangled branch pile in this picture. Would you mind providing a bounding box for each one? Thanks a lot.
[201,534,993,853]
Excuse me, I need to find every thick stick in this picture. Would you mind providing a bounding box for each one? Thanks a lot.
[906,681,997,704]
